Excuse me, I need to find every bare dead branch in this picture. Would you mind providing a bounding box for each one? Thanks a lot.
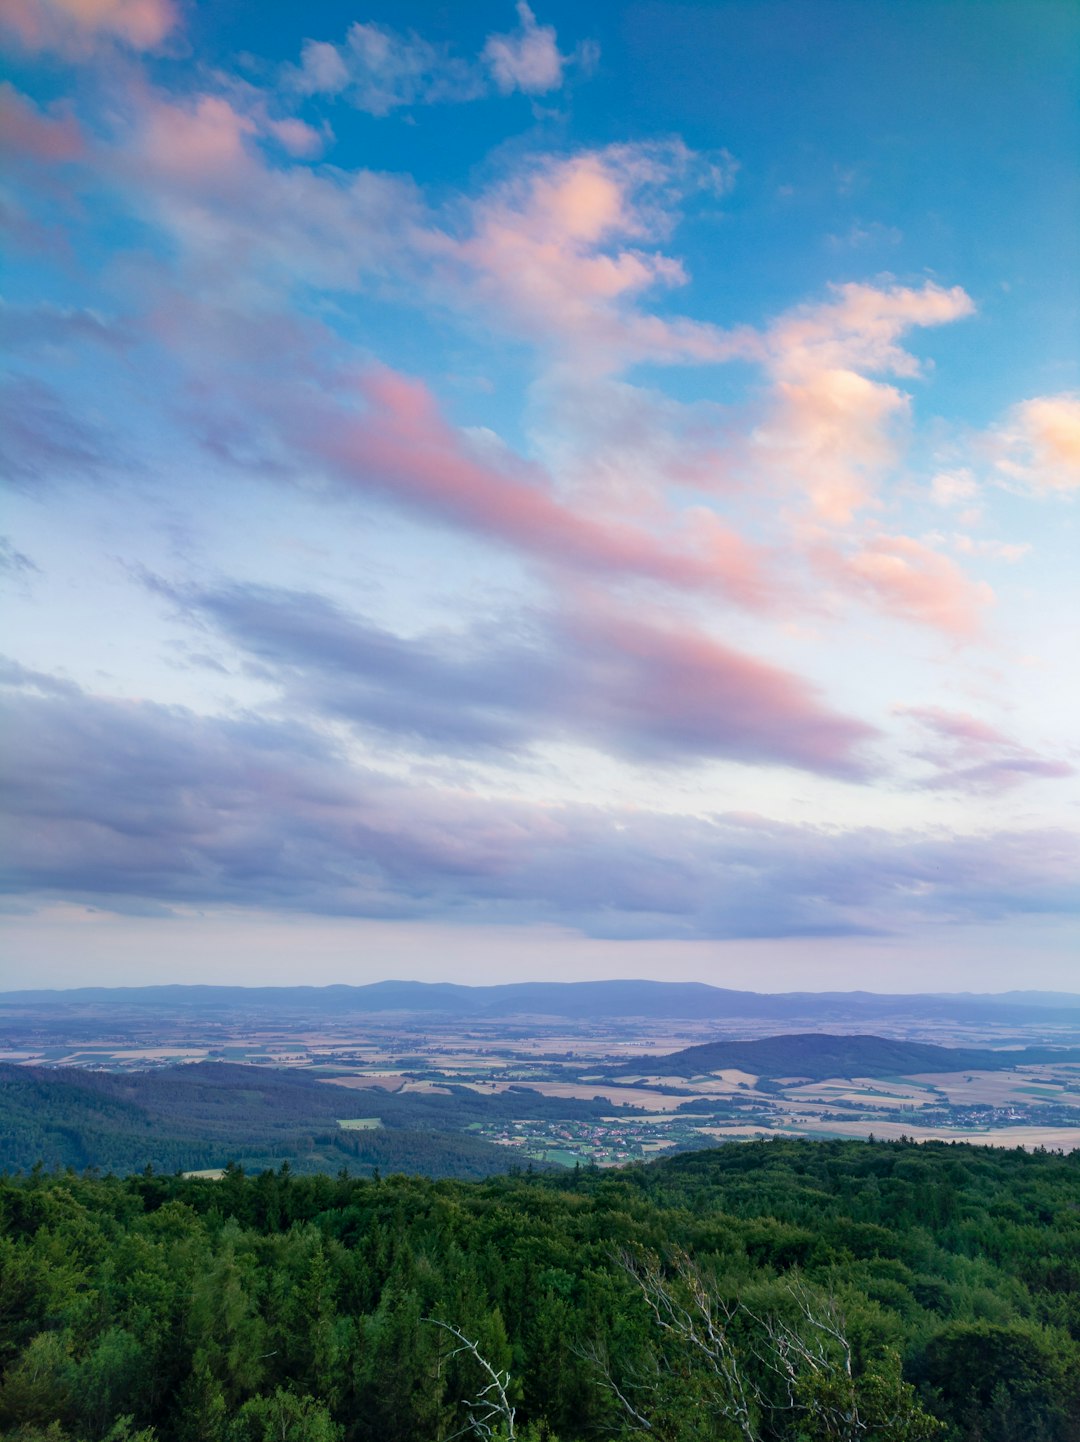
[425,1319,517,1442]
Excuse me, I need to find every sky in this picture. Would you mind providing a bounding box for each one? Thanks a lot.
[1,0,1078,992]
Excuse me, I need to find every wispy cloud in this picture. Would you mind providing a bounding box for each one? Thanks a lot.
[0,0,176,55]
[429,141,743,371]
[288,4,593,114]
[290,365,781,605]
[899,705,1074,793]
[0,69,1000,649]
[811,532,993,637]
[0,537,40,581]
[0,81,84,162]
[168,579,879,777]
[0,375,114,489]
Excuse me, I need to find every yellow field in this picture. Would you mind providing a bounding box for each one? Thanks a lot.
[793,1118,1080,1150]
[910,1068,1078,1105]
[322,1074,407,1092]
[455,1079,710,1111]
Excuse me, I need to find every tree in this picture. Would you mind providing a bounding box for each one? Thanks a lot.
[226,1387,342,1442]
[426,1320,518,1442]
[602,1249,942,1442]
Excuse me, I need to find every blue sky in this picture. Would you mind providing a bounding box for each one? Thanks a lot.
[1,0,1078,990]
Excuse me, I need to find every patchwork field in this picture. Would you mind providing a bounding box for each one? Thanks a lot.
[5,998,1080,1169]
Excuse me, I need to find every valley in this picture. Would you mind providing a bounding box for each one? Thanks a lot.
[3,983,1080,1173]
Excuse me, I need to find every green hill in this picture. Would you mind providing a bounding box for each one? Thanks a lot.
[649,1031,1080,1079]
[0,1061,595,1179]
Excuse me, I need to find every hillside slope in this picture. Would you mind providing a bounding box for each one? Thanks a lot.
[0,1061,586,1177]
[649,1031,1080,1079]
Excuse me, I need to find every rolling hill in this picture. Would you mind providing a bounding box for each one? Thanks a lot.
[0,1061,590,1177]
[647,1031,1080,1080]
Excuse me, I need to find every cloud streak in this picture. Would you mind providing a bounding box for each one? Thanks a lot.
[171,580,879,777]
[2,671,1074,938]
[899,706,1074,793]
[812,533,993,637]
[295,366,781,607]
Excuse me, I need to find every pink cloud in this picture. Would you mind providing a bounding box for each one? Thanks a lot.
[34,114,774,607]
[992,392,1080,493]
[134,93,256,189]
[1,0,176,53]
[296,365,782,608]
[12,69,995,656]
[758,282,975,524]
[898,705,1074,793]
[0,85,85,252]
[757,367,908,524]
[262,116,327,160]
[179,578,876,776]
[768,281,974,378]
[429,142,749,372]
[112,87,420,296]
[813,532,992,635]
[562,601,879,776]
[0,83,84,163]
[86,86,743,386]
[898,706,1012,748]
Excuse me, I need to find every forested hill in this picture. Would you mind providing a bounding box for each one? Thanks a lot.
[648,1031,1080,1079]
[0,1061,602,1177]
[1,1140,1078,1442]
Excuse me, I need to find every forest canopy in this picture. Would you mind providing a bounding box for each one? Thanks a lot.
[2,1138,1078,1442]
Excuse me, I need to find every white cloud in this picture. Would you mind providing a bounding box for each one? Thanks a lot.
[288,6,594,114]
[483,2,564,95]
[930,468,978,508]
[992,392,1080,493]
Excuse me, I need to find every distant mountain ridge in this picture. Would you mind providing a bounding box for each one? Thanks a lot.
[645,1032,1080,1081]
[3,979,1080,1023]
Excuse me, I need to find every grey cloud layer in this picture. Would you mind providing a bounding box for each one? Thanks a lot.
[175,581,878,777]
[2,670,1075,938]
